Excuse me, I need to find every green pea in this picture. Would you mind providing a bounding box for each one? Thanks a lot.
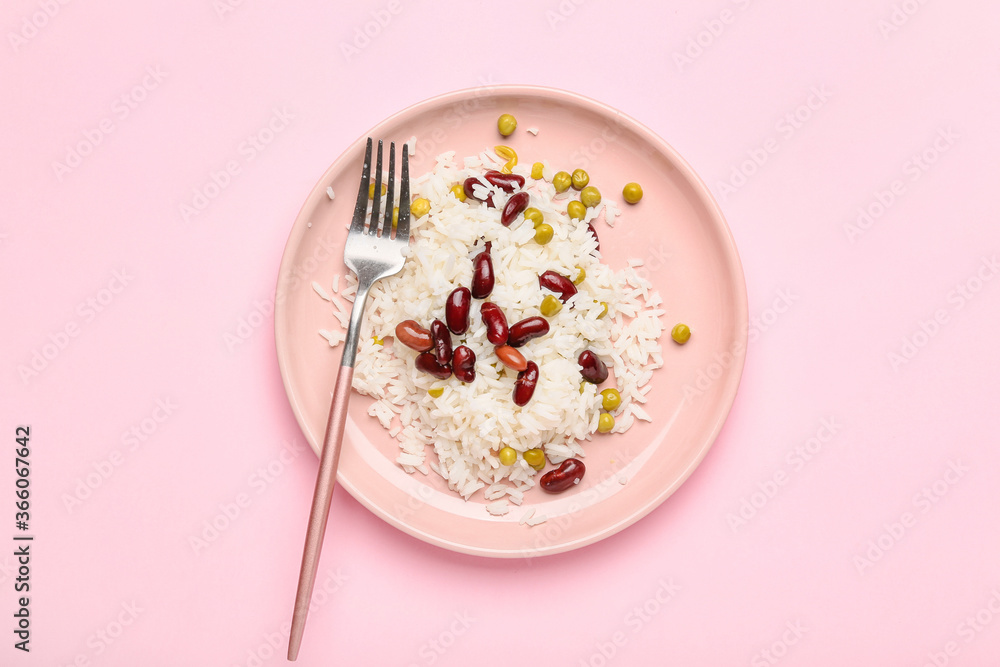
[498,446,517,466]
[572,267,586,285]
[411,198,430,218]
[580,186,601,208]
[540,294,562,317]
[567,200,586,220]
[534,223,554,245]
[497,113,517,137]
[552,171,572,193]
[600,388,622,411]
[598,413,615,433]
[524,207,544,227]
[523,448,546,470]
[671,323,691,344]
[428,387,443,398]
[571,169,589,190]
[622,182,643,204]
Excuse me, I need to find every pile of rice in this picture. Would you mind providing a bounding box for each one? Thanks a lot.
[315,146,665,516]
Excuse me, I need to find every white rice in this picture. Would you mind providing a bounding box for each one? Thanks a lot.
[312,281,331,301]
[317,147,665,514]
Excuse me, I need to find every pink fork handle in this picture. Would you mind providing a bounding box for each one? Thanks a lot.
[287,364,355,661]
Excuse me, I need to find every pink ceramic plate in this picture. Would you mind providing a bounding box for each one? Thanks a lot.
[275,85,747,558]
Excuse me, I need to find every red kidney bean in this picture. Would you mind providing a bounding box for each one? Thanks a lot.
[415,352,451,379]
[494,345,527,372]
[471,242,495,299]
[445,287,471,335]
[587,223,600,251]
[452,345,476,383]
[501,191,530,227]
[577,349,608,384]
[508,316,549,347]
[430,319,452,366]
[513,361,539,406]
[484,170,525,192]
[540,458,586,493]
[480,302,509,345]
[538,270,578,303]
[394,320,433,351]
[463,177,495,208]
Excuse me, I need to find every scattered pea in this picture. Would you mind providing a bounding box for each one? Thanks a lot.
[572,267,586,285]
[411,198,430,218]
[524,207,544,227]
[553,171,572,193]
[598,413,615,433]
[671,323,691,344]
[601,388,622,411]
[369,182,387,199]
[622,182,643,204]
[571,169,589,190]
[531,162,545,179]
[598,301,609,319]
[567,200,586,220]
[497,113,517,137]
[523,448,546,470]
[534,223,554,245]
[540,294,562,317]
[428,387,444,398]
[580,382,587,394]
[450,184,467,202]
[498,446,517,466]
[580,186,601,208]
[391,207,399,230]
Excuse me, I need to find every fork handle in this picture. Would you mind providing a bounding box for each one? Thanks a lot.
[287,364,353,660]
[288,282,372,661]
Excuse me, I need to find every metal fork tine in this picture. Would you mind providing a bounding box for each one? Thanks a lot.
[381,142,396,237]
[368,140,383,236]
[396,144,411,240]
[350,138,373,234]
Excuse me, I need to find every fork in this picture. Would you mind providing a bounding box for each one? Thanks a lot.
[287,138,410,661]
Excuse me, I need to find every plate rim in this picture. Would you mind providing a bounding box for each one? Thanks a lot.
[274,83,749,558]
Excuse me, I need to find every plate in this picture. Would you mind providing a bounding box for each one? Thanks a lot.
[274,85,747,558]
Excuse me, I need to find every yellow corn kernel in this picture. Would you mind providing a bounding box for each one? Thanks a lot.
[450,184,467,202]
[531,162,545,179]
[495,145,518,174]
[373,336,384,345]
[368,182,387,199]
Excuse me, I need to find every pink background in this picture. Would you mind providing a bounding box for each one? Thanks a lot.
[3,1,999,665]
